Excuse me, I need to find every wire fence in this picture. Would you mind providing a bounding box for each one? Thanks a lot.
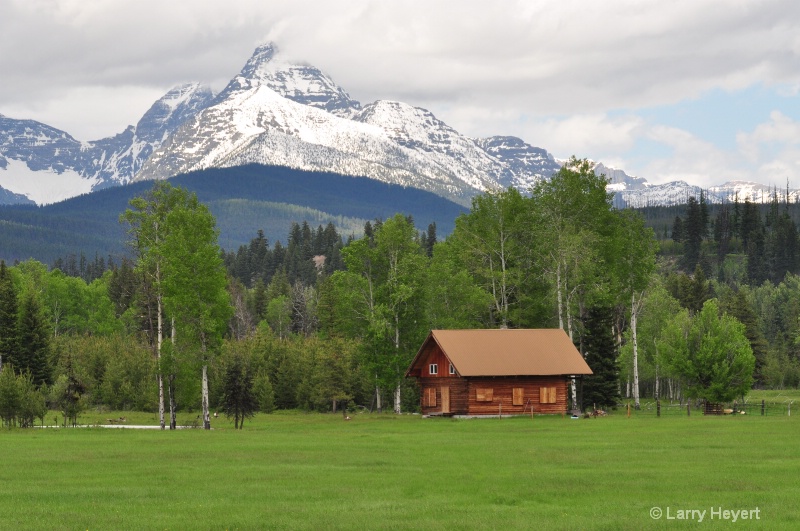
[617,398,796,417]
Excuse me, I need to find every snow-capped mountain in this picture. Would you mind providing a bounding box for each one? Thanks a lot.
[134,44,553,204]
[2,42,794,208]
[0,83,213,204]
[601,161,800,208]
[215,43,361,117]
[480,136,561,189]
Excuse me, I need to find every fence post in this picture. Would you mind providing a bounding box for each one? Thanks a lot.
[733,401,737,415]
[761,399,765,416]
[657,400,661,417]
[687,403,691,417]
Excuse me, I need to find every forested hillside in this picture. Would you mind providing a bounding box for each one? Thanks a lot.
[1,158,798,429]
[0,164,466,265]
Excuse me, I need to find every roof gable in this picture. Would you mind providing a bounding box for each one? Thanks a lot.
[407,329,592,377]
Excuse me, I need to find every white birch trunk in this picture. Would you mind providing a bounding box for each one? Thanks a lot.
[375,384,382,413]
[393,317,401,414]
[169,318,177,430]
[556,261,564,331]
[156,274,165,431]
[394,384,401,415]
[202,364,210,429]
[654,363,660,400]
[631,292,641,409]
[499,230,509,326]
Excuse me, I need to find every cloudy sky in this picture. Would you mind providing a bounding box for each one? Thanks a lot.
[2,0,799,188]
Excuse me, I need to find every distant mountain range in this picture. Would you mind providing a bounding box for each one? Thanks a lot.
[0,164,467,264]
[0,43,795,208]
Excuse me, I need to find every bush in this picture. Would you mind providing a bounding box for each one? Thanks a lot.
[0,367,48,427]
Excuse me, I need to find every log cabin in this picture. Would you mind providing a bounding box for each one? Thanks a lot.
[405,329,592,416]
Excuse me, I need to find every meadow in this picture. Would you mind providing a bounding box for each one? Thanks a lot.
[2,409,798,530]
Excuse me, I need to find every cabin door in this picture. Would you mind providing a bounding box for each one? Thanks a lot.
[441,386,450,414]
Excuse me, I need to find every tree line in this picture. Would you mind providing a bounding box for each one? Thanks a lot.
[1,158,784,427]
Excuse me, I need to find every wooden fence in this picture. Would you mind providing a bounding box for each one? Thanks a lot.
[623,399,795,417]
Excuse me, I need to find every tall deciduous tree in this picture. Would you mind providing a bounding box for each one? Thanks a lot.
[121,182,231,430]
[332,215,427,413]
[620,280,682,401]
[528,157,618,408]
[424,240,493,330]
[610,210,657,409]
[448,189,526,327]
[659,299,755,403]
[529,158,615,339]
[159,191,231,430]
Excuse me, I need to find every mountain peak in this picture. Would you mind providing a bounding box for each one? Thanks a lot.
[239,42,279,80]
[135,82,214,145]
[216,43,360,116]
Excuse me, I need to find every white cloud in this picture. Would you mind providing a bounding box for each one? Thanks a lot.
[737,112,800,185]
[520,114,645,161]
[639,126,744,187]
[3,85,164,141]
[1,0,799,186]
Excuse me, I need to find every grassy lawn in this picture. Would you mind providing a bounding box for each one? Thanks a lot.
[1,411,798,530]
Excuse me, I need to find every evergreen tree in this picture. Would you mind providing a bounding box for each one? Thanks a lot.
[424,222,437,257]
[714,204,732,264]
[746,225,768,285]
[767,212,798,283]
[671,216,684,243]
[16,291,51,387]
[107,257,137,318]
[699,190,709,239]
[50,352,86,427]
[248,229,269,287]
[740,198,761,249]
[252,279,268,323]
[686,265,711,315]
[0,261,19,371]
[221,354,258,429]
[682,197,704,271]
[580,306,620,410]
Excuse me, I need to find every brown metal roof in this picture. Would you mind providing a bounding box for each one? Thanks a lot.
[409,329,592,377]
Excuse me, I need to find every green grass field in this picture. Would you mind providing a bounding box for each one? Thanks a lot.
[2,410,798,530]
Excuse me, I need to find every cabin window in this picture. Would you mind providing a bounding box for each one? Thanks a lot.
[476,388,493,402]
[539,386,557,404]
[429,363,438,375]
[449,363,455,375]
[424,387,437,407]
[513,388,524,406]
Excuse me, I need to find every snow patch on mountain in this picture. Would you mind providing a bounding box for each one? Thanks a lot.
[136,86,501,204]
[0,158,99,204]
[354,100,503,193]
[476,136,560,189]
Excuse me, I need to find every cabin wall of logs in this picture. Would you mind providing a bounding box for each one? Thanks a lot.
[418,375,570,416]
